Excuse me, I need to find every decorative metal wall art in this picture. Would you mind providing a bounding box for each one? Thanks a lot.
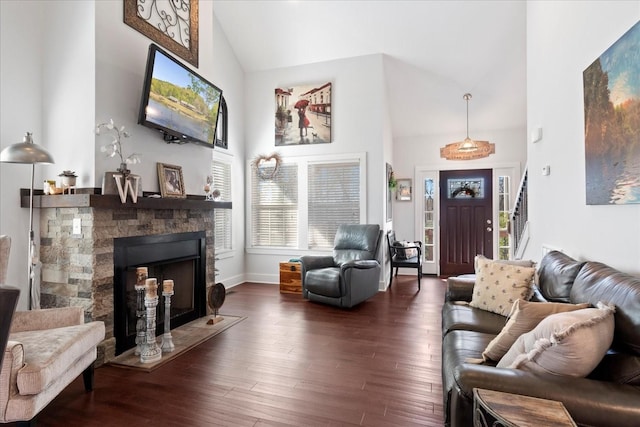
[124,0,199,67]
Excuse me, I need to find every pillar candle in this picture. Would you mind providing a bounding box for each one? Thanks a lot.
[163,279,174,293]
[145,278,158,299]
[136,267,148,286]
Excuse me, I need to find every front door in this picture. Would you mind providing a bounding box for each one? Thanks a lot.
[439,169,493,276]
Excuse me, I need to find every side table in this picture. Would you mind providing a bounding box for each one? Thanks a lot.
[279,261,302,294]
[473,388,577,427]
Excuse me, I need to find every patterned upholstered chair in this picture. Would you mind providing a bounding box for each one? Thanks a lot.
[0,235,105,426]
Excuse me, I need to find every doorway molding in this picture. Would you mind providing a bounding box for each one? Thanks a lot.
[414,162,521,275]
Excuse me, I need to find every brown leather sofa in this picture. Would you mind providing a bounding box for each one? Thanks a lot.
[441,251,640,427]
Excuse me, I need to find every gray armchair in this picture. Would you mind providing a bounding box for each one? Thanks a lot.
[300,224,382,308]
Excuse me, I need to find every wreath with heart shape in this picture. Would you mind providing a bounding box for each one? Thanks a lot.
[252,153,282,180]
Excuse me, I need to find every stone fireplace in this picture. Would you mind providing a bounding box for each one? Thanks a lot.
[30,191,231,365]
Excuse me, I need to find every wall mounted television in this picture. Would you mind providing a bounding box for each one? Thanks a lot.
[138,44,223,148]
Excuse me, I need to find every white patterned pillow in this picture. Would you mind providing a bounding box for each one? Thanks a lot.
[469,258,535,316]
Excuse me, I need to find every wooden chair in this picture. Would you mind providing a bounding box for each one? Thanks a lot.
[387,230,422,290]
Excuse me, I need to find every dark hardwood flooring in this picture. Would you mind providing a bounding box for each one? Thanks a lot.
[30,276,446,426]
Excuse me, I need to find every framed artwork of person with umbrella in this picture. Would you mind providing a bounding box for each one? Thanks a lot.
[275,82,332,146]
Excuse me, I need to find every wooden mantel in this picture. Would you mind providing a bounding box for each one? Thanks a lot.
[20,188,232,210]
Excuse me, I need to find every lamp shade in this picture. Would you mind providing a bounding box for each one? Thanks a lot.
[0,133,54,164]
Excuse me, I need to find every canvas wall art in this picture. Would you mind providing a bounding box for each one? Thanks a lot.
[583,20,640,205]
[275,82,332,145]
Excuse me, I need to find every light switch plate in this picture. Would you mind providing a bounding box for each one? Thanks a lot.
[72,218,81,235]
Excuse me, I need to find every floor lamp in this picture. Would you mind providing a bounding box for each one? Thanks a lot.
[0,132,55,309]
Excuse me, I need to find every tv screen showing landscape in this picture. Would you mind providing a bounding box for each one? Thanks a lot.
[139,44,222,147]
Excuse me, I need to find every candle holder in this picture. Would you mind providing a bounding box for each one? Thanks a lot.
[140,278,161,364]
[161,285,175,353]
[134,267,148,356]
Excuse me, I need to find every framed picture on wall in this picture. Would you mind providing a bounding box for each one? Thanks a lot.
[396,178,412,201]
[275,82,332,145]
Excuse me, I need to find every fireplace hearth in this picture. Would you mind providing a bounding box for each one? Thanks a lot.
[113,231,206,355]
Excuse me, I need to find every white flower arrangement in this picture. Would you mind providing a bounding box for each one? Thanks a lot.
[95,119,141,173]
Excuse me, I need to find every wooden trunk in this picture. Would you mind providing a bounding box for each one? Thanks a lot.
[279,262,302,294]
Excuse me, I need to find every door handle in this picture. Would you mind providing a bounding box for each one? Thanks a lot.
[486,227,492,232]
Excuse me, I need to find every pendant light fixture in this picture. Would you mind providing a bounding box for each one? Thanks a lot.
[458,93,479,152]
[440,93,495,160]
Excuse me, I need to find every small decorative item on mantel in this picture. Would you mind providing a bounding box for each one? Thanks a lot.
[58,170,77,194]
[96,119,142,202]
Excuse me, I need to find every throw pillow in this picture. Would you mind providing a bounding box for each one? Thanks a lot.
[393,241,418,259]
[497,302,615,377]
[475,254,536,270]
[469,258,536,316]
[482,299,590,362]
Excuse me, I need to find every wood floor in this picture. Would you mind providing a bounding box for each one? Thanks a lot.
[30,276,446,426]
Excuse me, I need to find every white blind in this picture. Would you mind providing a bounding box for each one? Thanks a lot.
[251,163,298,247]
[212,159,232,251]
[308,161,360,248]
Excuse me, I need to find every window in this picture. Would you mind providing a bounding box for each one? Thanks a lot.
[498,175,511,260]
[212,157,232,251]
[249,153,366,251]
[251,163,298,247]
[308,161,360,248]
[215,96,228,149]
[423,178,435,262]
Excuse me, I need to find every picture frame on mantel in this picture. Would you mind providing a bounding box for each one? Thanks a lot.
[158,163,186,198]
[124,0,199,68]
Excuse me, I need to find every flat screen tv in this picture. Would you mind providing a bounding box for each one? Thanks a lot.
[138,44,223,147]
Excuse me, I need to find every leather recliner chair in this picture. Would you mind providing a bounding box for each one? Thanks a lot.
[300,224,382,308]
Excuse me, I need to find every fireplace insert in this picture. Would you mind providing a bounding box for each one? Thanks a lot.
[113,231,206,355]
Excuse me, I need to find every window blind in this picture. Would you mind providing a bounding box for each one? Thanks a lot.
[212,159,232,250]
[251,163,298,247]
[308,161,360,248]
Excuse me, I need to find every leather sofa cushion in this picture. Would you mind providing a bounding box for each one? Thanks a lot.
[442,301,506,337]
[537,250,585,302]
[572,261,640,356]
[333,224,380,266]
[442,330,496,423]
[304,267,342,298]
[589,350,640,386]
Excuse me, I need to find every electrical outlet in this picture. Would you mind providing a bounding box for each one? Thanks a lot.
[72,218,81,235]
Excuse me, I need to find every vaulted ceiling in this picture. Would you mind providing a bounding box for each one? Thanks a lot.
[213,1,527,139]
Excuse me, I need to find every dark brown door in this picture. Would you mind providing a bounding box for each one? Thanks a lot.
[440,169,493,276]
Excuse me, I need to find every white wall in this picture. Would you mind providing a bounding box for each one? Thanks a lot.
[243,54,386,284]
[0,1,246,307]
[525,1,640,273]
[0,1,95,309]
